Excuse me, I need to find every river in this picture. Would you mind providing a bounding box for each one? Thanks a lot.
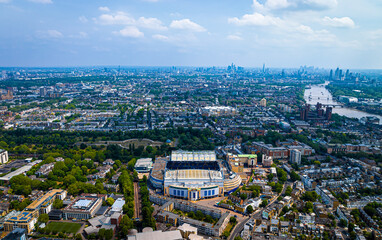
[304,81,382,124]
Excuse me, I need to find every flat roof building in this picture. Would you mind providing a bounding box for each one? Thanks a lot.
[135,158,153,173]
[127,230,183,240]
[63,194,104,220]
[3,189,67,233]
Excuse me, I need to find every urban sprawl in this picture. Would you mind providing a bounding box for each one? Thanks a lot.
[0,65,381,240]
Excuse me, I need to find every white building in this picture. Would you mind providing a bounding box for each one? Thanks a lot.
[290,149,301,165]
[0,149,8,164]
[260,98,267,107]
[297,213,315,224]
[135,158,153,173]
[244,198,262,212]
[262,155,273,167]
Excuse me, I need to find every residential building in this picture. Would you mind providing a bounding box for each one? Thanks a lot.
[290,149,301,165]
[3,228,27,240]
[0,149,8,164]
[262,155,273,167]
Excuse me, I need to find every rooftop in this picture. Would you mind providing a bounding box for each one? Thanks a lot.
[171,150,216,162]
[165,169,223,180]
[25,189,65,211]
[128,230,183,240]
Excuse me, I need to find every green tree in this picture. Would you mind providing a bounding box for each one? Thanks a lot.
[260,199,268,208]
[99,228,106,240]
[105,229,113,240]
[246,205,254,214]
[290,171,301,181]
[229,216,237,225]
[106,197,115,206]
[53,199,63,209]
[38,213,49,223]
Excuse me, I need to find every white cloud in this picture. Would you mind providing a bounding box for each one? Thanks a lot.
[69,32,88,39]
[170,19,206,32]
[28,0,52,4]
[97,12,135,25]
[99,6,110,12]
[152,34,169,41]
[265,0,290,10]
[79,16,88,23]
[294,24,336,43]
[138,17,167,30]
[36,30,63,38]
[369,29,382,40]
[252,0,337,12]
[115,26,144,38]
[78,32,88,38]
[0,0,11,3]
[322,16,355,28]
[142,0,159,2]
[300,0,337,10]
[227,35,243,40]
[228,13,282,26]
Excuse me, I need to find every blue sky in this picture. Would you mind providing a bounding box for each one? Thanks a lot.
[0,0,382,68]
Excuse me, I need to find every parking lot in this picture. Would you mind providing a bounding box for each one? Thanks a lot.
[0,160,29,174]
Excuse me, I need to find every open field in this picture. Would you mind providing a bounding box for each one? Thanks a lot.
[45,222,82,234]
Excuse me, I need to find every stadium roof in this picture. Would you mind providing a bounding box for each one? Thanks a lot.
[170,150,216,162]
[165,169,222,180]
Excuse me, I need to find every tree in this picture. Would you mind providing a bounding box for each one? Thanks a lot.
[246,205,254,214]
[229,216,237,225]
[195,210,204,220]
[285,186,293,196]
[120,215,134,237]
[105,229,113,240]
[339,219,347,227]
[75,234,82,240]
[38,213,49,223]
[188,211,195,219]
[290,171,301,181]
[260,199,268,208]
[267,173,274,181]
[205,215,214,223]
[301,191,318,202]
[276,167,287,183]
[53,199,63,209]
[99,228,106,240]
[106,197,115,206]
[240,193,247,200]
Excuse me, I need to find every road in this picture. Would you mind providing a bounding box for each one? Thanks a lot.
[228,182,288,240]
[228,216,251,240]
[134,182,141,220]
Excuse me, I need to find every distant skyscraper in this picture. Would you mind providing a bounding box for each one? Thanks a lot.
[335,68,340,80]
[262,63,265,73]
[329,69,333,80]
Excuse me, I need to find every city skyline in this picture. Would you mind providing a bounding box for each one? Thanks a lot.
[1,0,382,68]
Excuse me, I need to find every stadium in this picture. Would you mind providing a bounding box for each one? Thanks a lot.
[149,150,241,201]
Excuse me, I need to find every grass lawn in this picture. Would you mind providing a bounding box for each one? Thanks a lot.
[46,222,81,234]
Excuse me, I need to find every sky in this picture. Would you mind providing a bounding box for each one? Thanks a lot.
[0,0,382,69]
